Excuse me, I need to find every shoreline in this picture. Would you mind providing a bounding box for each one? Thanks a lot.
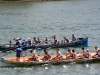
[0,0,64,2]
[0,0,66,2]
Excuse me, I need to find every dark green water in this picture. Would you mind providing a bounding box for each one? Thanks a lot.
[0,0,100,75]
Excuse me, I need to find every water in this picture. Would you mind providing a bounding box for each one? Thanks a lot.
[0,0,100,75]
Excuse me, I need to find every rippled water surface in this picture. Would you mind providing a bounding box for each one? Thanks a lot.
[0,0,100,75]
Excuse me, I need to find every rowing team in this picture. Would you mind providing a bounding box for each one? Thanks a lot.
[16,46,100,62]
[13,34,77,47]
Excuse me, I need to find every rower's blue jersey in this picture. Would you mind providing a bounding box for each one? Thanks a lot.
[16,42,19,46]
[22,40,27,45]
[37,40,41,45]
[19,41,22,46]
[45,38,49,44]
[16,41,23,46]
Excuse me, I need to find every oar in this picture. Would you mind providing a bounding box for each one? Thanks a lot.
[0,53,8,58]
[0,50,15,58]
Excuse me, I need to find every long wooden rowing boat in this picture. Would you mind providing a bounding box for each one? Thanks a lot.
[1,52,100,66]
[0,37,88,52]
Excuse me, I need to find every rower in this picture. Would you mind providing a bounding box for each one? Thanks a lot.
[56,48,64,60]
[60,40,64,44]
[81,47,88,58]
[33,37,38,44]
[95,49,100,57]
[41,50,51,61]
[64,37,70,44]
[37,37,41,45]
[22,38,27,46]
[65,49,72,59]
[72,34,77,42]
[78,47,91,59]
[93,46,100,58]
[43,51,51,61]
[84,50,91,58]
[95,46,99,54]
[14,38,19,47]
[27,38,32,46]
[28,50,38,61]
[52,35,60,44]
[45,36,49,44]
[82,47,87,55]
[19,38,23,47]
[71,49,77,59]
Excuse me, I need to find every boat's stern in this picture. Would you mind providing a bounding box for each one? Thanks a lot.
[77,37,88,46]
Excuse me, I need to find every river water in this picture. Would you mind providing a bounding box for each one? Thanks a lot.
[0,0,100,75]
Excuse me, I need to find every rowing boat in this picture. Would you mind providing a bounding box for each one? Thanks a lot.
[1,52,100,66]
[0,37,88,52]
